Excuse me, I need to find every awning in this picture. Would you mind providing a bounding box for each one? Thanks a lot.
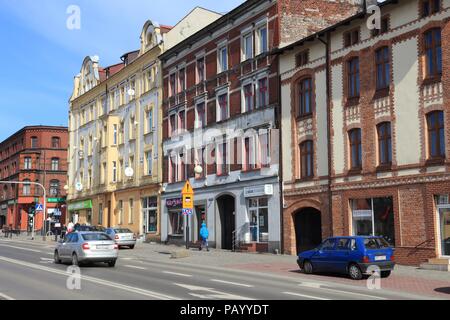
[68,200,93,211]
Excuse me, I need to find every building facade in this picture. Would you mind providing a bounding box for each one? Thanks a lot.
[279,0,450,265]
[160,0,360,252]
[0,126,68,231]
[67,9,222,241]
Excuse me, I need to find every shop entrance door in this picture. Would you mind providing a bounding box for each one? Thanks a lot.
[438,206,450,257]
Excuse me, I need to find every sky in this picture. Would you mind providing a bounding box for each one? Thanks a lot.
[0,0,244,141]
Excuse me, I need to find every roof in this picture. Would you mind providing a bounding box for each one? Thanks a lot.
[0,126,68,147]
[273,0,398,55]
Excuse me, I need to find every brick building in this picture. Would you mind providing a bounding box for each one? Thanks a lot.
[0,126,68,232]
[160,0,360,252]
[278,0,450,266]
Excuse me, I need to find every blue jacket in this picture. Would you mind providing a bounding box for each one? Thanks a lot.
[199,223,209,240]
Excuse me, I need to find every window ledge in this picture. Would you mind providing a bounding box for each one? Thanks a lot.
[376,164,392,172]
[425,158,445,166]
[373,88,390,100]
[296,113,313,121]
[347,168,362,175]
[422,76,442,86]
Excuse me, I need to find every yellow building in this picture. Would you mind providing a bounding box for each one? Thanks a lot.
[67,9,223,241]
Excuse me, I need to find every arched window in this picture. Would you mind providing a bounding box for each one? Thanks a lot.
[349,129,362,170]
[347,57,360,98]
[377,122,392,165]
[297,78,312,117]
[427,111,445,159]
[424,28,442,78]
[300,140,314,178]
[375,47,390,90]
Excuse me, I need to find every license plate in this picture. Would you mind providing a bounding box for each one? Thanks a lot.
[97,245,110,250]
[375,256,386,261]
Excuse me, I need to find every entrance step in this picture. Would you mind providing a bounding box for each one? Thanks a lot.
[428,258,450,265]
[420,263,450,272]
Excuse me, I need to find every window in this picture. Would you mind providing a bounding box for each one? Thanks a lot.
[297,78,312,117]
[300,140,314,178]
[376,47,390,90]
[248,198,269,243]
[170,211,183,235]
[129,116,136,140]
[31,137,38,149]
[427,111,445,159]
[421,0,440,17]
[349,129,362,170]
[259,129,270,168]
[351,197,395,245]
[112,161,117,183]
[50,180,59,196]
[217,141,228,176]
[101,163,106,184]
[178,110,186,131]
[51,158,59,171]
[113,124,118,145]
[147,109,153,133]
[24,157,32,170]
[295,50,309,67]
[344,29,360,47]
[424,28,442,78]
[146,151,153,176]
[179,152,186,182]
[179,68,186,92]
[143,197,158,233]
[372,17,389,37]
[347,58,360,98]
[257,78,268,108]
[243,33,253,61]
[243,83,254,112]
[118,160,123,182]
[118,200,123,225]
[197,57,205,83]
[218,93,228,121]
[377,122,392,165]
[195,147,206,179]
[169,73,176,97]
[218,45,228,73]
[195,102,206,128]
[52,137,60,149]
[257,26,268,55]
[169,114,177,136]
[23,179,31,196]
[244,136,256,171]
[98,204,103,225]
[128,199,134,224]
[170,154,177,183]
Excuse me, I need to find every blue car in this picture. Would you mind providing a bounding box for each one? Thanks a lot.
[297,236,395,280]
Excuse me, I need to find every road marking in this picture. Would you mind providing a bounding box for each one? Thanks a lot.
[174,283,254,300]
[123,265,147,270]
[0,255,180,300]
[283,291,330,300]
[297,283,387,300]
[0,293,15,300]
[0,244,42,253]
[210,279,254,288]
[163,271,192,278]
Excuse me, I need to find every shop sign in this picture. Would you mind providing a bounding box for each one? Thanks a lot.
[47,198,66,203]
[244,184,273,198]
[352,210,372,219]
[7,200,16,205]
[166,198,182,209]
[68,200,93,211]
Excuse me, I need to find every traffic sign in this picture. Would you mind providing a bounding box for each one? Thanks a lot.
[35,203,44,212]
[182,181,194,209]
[182,208,193,216]
[181,181,194,195]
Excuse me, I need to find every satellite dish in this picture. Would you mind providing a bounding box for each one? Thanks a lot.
[125,167,134,178]
[194,165,203,175]
[128,88,135,96]
[75,182,83,192]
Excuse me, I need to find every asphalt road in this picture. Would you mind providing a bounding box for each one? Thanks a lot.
[0,238,437,300]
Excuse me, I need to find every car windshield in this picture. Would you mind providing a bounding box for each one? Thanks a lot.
[81,233,112,241]
[114,228,133,234]
[364,238,391,249]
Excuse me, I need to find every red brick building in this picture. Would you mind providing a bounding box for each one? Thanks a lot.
[279,0,450,266]
[159,0,360,251]
[0,126,68,232]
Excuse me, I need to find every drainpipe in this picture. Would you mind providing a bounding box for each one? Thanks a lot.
[318,32,333,237]
[278,73,284,254]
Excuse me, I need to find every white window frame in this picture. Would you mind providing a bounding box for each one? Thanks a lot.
[112,161,117,183]
[256,74,269,108]
[128,198,134,224]
[216,89,229,122]
[242,32,254,61]
[146,150,153,176]
[195,99,207,129]
[216,140,229,176]
[196,56,206,83]
[256,24,268,56]
[241,79,254,113]
[169,72,177,97]
[169,112,178,136]
[217,43,228,73]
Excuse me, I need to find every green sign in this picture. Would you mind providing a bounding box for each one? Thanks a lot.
[7,200,16,205]
[68,200,93,211]
[47,198,66,203]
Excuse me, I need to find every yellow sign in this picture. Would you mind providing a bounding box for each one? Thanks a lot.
[182,181,194,209]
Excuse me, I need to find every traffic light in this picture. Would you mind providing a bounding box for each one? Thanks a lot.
[29,206,36,216]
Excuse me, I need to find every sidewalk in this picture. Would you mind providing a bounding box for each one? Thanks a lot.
[4,234,450,299]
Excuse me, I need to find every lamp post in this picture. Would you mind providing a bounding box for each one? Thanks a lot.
[0,180,46,241]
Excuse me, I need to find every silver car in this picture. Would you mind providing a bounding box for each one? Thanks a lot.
[105,228,137,249]
[54,232,119,267]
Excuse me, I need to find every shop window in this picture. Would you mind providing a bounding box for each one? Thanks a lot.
[248,197,269,243]
[143,197,157,233]
[351,197,395,245]
[170,211,183,235]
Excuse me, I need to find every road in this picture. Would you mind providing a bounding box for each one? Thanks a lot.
[0,238,437,300]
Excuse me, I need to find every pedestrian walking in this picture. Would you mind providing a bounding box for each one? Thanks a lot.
[199,222,209,252]
[67,221,74,233]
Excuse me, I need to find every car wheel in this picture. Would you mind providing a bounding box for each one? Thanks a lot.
[108,260,116,267]
[72,253,79,266]
[348,264,363,280]
[54,251,61,264]
[129,245,135,249]
[381,270,391,278]
[303,260,313,274]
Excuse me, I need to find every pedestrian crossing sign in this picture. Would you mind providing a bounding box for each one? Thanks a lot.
[35,203,44,212]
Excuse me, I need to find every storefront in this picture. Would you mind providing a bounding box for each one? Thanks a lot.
[0,204,7,228]
[435,195,450,258]
[164,197,184,243]
[67,199,93,225]
[244,185,272,246]
[142,196,158,234]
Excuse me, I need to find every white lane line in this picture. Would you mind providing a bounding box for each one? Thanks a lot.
[123,265,147,270]
[307,286,387,300]
[0,293,15,300]
[210,279,254,288]
[163,271,193,278]
[40,257,54,261]
[0,255,179,300]
[283,291,330,300]
[0,244,42,253]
